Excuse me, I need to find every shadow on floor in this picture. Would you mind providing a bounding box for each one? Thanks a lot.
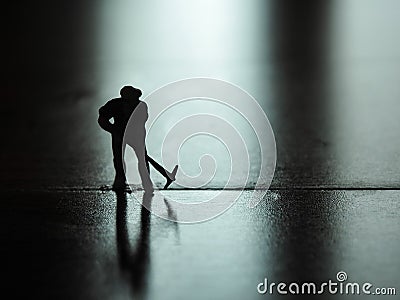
[116,190,153,299]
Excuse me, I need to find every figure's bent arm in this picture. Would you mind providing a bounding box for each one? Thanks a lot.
[98,105,114,133]
[98,115,114,133]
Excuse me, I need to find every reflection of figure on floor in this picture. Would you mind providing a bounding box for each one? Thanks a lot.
[98,86,178,192]
[163,198,178,222]
[163,198,180,244]
[116,191,153,298]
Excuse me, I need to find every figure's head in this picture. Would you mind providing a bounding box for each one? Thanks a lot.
[120,85,142,99]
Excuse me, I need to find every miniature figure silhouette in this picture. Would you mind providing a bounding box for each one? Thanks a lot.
[98,86,178,192]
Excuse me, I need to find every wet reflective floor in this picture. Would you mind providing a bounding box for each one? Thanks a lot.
[2,190,400,299]
[3,0,400,299]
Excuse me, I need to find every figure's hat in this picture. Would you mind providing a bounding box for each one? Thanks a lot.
[120,86,142,99]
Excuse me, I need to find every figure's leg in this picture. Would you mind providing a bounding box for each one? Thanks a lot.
[112,135,127,187]
[133,146,154,193]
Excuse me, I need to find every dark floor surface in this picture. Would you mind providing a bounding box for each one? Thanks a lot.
[2,1,400,299]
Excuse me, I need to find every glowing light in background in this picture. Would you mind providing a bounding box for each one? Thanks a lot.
[97,0,267,86]
[331,0,400,185]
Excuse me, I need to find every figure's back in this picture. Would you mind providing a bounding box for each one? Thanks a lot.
[99,97,148,147]
[124,100,148,147]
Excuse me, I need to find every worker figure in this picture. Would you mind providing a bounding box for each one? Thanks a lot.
[98,86,177,192]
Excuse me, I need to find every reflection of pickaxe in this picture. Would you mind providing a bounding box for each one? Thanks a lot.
[145,152,178,189]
